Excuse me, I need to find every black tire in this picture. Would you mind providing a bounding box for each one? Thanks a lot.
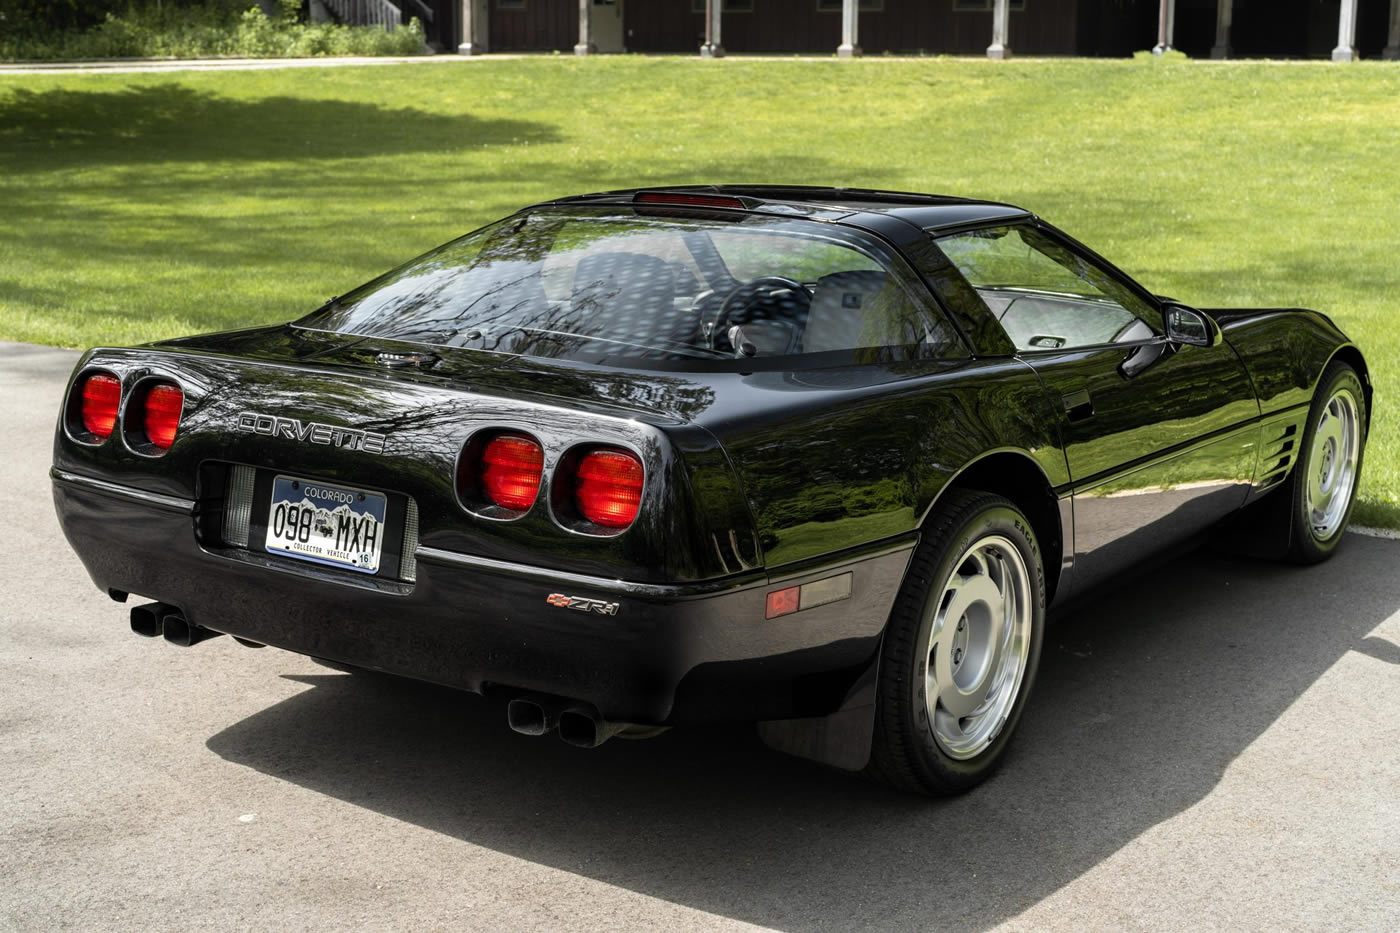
[1284,362,1367,564]
[866,489,1046,796]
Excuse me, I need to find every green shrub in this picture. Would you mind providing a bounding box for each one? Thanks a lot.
[0,2,428,61]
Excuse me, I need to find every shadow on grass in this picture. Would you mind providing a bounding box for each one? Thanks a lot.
[0,83,560,168]
[206,537,1400,931]
[0,120,881,325]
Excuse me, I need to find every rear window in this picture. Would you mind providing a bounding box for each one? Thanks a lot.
[298,209,964,369]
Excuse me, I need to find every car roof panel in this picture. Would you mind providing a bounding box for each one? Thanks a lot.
[542,186,1033,232]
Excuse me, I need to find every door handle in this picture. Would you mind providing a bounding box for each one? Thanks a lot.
[1062,389,1094,421]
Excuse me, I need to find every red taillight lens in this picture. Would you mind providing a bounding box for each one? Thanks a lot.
[575,448,644,528]
[481,434,544,510]
[141,382,184,450]
[80,373,121,439]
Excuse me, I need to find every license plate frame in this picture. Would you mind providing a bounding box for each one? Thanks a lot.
[264,475,387,575]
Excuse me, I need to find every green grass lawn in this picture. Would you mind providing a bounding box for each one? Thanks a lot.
[1,57,1396,525]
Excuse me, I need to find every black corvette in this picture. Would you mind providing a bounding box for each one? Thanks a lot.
[52,186,1370,795]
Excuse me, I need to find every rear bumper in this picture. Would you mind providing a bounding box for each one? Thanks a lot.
[52,468,912,725]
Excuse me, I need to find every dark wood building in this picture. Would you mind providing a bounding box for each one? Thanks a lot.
[416,0,1400,60]
[477,0,1103,56]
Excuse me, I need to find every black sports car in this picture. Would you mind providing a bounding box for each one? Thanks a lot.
[52,186,1370,795]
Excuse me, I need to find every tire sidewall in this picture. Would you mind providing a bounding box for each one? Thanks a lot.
[905,502,1046,789]
[1292,364,1367,561]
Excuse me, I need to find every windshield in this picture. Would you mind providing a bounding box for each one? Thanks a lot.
[297,209,964,369]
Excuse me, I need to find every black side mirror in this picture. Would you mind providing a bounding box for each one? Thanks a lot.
[1163,303,1219,348]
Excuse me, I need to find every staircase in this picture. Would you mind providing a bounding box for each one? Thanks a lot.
[319,0,434,32]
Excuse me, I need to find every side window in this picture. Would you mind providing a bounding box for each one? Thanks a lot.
[936,225,1158,351]
[706,231,967,360]
[708,233,882,283]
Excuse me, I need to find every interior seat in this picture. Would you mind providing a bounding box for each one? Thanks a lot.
[570,251,688,348]
[801,270,890,353]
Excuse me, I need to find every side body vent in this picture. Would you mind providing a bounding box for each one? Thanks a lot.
[1255,417,1304,491]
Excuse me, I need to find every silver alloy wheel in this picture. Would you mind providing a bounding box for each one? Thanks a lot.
[1305,386,1361,542]
[922,534,1033,760]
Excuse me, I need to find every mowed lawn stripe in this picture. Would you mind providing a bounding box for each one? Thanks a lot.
[1,57,1396,525]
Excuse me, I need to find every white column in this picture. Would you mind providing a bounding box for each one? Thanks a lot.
[457,0,487,55]
[1384,0,1400,60]
[1153,0,1176,54]
[1332,0,1358,61]
[575,0,595,55]
[701,0,724,57]
[1210,0,1232,59]
[838,0,861,57]
[986,0,1011,60]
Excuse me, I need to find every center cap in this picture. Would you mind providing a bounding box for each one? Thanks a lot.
[951,614,970,671]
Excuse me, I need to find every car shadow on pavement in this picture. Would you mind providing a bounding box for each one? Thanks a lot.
[206,536,1400,932]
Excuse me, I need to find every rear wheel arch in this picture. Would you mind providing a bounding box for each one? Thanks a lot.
[924,450,1065,604]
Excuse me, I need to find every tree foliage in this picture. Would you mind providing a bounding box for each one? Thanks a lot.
[0,2,426,61]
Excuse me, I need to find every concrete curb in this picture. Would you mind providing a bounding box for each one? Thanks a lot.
[0,54,517,76]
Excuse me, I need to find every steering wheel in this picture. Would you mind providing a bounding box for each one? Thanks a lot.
[711,276,811,353]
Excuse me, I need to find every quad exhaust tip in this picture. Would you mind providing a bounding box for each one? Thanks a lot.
[162,611,223,647]
[558,706,627,749]
[129,602,223,646]
[129,602,166,638]
[506,696,628,748]
[506,697,560,736]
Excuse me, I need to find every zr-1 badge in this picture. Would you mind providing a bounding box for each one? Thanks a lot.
[546,594,620,616]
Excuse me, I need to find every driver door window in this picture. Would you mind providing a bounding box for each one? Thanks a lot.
[936,225,1158,351]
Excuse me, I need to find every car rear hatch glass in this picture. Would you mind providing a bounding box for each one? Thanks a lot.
[295,208,962,370]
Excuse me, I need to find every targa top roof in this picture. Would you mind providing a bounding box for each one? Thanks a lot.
[540,185,1033,232]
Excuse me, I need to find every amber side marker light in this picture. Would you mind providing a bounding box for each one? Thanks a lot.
[80,373,122,439]
[141,382,184,450]
[765,572,854,620]
[481,434,544,510]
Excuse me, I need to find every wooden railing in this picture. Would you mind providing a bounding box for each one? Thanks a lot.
[319,0,407,32]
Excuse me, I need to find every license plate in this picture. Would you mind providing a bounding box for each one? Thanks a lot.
[265,475,387,575]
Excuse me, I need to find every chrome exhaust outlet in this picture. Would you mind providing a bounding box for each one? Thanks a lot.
[160,611,224,648]
[507,697,561,736]
[129,602,170,638]
[558,705,626,749]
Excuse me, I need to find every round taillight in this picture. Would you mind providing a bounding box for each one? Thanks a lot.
[141,382,184,451]
[80,372,121,439]
[575,449,643,528]
[481,434,544,510]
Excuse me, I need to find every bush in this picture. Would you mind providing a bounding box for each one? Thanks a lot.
[0,1,428,61]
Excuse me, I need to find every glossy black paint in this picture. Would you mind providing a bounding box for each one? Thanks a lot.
[51,185,1369,770]
[53,469,911,725]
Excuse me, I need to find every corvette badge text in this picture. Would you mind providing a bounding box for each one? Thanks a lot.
[235,413,387,454]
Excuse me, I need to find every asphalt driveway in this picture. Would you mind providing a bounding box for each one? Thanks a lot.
[3,340,1397,932]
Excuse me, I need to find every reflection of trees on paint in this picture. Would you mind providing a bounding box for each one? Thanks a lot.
[724,361,1058,565]
[141,329,732,582]
[293,209,955,366]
